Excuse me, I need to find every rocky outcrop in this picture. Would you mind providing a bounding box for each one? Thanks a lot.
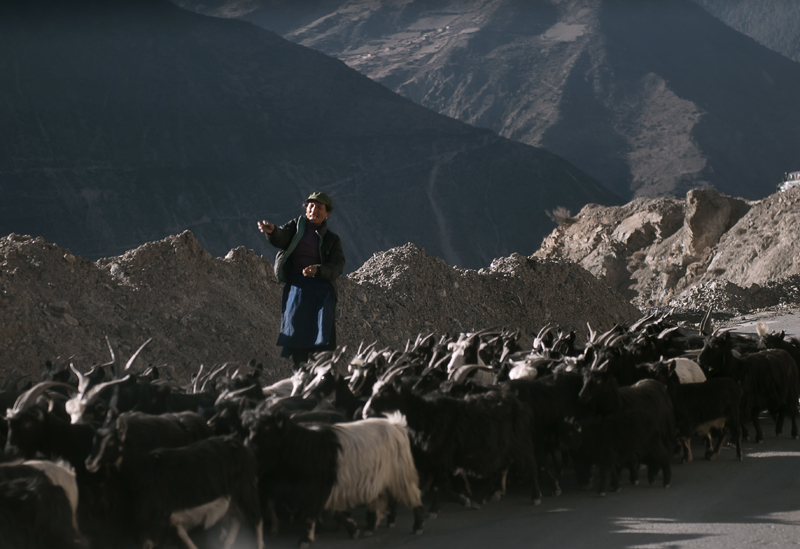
[535,186,800,309]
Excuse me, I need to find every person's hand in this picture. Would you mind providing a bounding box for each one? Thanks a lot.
[257,220,274,234]
[302,265,318,277]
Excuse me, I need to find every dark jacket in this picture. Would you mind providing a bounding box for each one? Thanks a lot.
[266,215,345,298]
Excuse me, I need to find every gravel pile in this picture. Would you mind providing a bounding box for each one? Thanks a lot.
[1,234,638,385]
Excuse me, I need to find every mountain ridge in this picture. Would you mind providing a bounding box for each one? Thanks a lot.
[183,0,800,200]
[1,0,618,270]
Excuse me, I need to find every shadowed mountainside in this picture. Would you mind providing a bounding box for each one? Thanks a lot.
[691,0,800,63]
[0,0,618,271]
[180,0,800,200]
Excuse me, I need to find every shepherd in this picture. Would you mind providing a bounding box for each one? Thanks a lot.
[258,192,345,368]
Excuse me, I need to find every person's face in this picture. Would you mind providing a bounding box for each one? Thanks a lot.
[305,200,329,224]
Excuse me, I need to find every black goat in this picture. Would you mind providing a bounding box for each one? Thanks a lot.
[84,410,213,473]
[578,365,675,490]
[558,410,663,496]
[758,323,800,369]
[699,331,800,442]
[500,365,589,496]
[363,377,542,515]
[653,363,743,462]
[91,433,264,549]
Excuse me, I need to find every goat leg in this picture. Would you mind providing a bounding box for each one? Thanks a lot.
[386,498,398,528]
[266,500,279,536]
[299,517,316,549]
[412,505,425,535]
[365,493,388,535]
[705,431,727,461]
[774,408,786,436]
[221,517,241,549]
[332,511,360,539]
[752,413,765,443]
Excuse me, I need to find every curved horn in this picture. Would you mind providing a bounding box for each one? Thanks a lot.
[200,362,236,392]
[81,375,133,404]
[124,338,153,371]
[191,364,204,394]
[586,323,597,344]
[105,336,120,377]
[449,364,493,384]
[332,345,347,365]
[699,306,714,336]
[69,363,91,394]
[215,385,259,404]
[10,382,76,415]
[589,352,602,371]
[596,324,622,346]
[628,311,657,334]
[657,326,681,340]
[66,376,134,426]
[379,358,416,385]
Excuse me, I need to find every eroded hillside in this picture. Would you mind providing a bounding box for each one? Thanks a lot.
[535,186,800,311]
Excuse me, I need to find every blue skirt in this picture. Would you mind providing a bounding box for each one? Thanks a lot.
[277,274,336,356]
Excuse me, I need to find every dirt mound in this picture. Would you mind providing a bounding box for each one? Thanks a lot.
[338,244,639,351]
[0,231,285,383]
[1,234,638,385]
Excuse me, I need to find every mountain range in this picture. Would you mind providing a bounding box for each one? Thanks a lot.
[179,0,800,201]
[0,0,618,270]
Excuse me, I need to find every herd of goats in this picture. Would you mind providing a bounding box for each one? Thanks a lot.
[1,309,800,549]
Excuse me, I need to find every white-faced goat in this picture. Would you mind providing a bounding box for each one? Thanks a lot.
[0,459,85,549]
[242,409,424,548]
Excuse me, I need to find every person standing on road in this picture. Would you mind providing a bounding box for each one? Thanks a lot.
[257,192,345,368]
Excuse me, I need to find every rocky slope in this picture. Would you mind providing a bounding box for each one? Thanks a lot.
[181,0,800,201]
[0,0,617,273]
[0,231,638,385]
[535,185,800,312]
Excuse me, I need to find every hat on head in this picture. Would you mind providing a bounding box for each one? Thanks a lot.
[307,191,334,212]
